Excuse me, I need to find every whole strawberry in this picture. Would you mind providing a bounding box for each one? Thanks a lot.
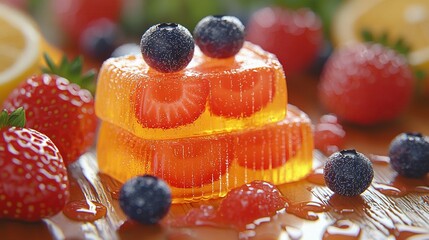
[246,7,324,76]
[0,108,69,221]
[2,55,97,165]
[318,43,414,125]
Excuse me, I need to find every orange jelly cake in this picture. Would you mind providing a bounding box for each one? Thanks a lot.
[98,105,313,202]
[95,20,313,203]
[96,42,287,139]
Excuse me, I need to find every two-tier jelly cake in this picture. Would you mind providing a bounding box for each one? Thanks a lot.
[95,40,313,203]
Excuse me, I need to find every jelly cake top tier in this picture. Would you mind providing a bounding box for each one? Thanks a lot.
[95,42,287,140]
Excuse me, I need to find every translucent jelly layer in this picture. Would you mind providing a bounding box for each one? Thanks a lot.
[95,42,287,140]
[97,105,313,203]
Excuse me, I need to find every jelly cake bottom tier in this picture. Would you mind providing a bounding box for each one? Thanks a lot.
[97,105,313,203]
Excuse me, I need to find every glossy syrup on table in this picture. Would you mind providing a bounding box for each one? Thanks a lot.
[2,76,429,239]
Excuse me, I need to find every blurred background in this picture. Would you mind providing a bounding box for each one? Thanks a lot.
[1,0,428,124]
[1,0,343,76]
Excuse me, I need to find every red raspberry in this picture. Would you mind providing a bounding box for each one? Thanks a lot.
[318,43,414,125]
[217,180,286,229]
[314,114,346,155]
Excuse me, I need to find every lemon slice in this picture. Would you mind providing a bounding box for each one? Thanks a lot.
[0,3,42,104]
[332,0,429,71]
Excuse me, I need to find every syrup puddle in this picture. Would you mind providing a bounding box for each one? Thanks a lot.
[423,196,429,204]
[373,175,429,197]
[392,224,429,240]
[322,220,361,240]
[98,172,123,200]
[327,194,366,214]
[281,225,303,240]
[306,168,325,185]
[63,199,107,222]
[368,154,390,165]
[286,201,330,220]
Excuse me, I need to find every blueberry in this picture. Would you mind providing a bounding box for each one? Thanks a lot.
[140,23,194,73]
[119,175,172,224]
[80,19,120,61]
[194,15,245,58]
[389,132,429,178]
[324,149,374,196]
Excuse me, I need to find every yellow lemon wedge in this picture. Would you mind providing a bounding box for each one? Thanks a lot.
[332,0,429,95]
[0,3,61,105]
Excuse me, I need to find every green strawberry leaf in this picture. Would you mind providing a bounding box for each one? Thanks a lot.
[42,53,97,95]
[0,107,26,128]
[360,29,411,56]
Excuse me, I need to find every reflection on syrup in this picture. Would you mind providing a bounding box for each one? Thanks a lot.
[286,201,330,220]
[0,219,54,240]
[323,220,361,240]
[281,224,303,240]
[327,194,367,214]
[423,196,429,204]
[368,154,390,165]
[306,168,325,185]
[373,175,429,197]
[63,199,107,222]
[98,172,123,200]
[392,224,429,240]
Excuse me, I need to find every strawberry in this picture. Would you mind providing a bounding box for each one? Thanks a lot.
[133,76,209,129]
[0,108,69,221]
[209,68,276,118]
[152,136,233,188]
[2,55,97,165]
[318,43,414,125]
[246,7,324,76]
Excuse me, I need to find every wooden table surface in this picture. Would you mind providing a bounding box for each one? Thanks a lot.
[1,74,428,240]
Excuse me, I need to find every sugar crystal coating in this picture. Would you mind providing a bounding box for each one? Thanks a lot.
[324,149,373,196]
[141,23,194,73]
[389,132,429,178]
[194,15,245,58]
[119,175,171,224]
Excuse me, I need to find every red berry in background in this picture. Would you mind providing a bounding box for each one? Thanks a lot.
[246,7,324,76]
[314,114,346,155]
[318,43,414,125]
[51,0,123,43]
[0,108,69,221]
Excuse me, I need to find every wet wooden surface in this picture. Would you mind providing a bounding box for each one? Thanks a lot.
[1,75,429,240]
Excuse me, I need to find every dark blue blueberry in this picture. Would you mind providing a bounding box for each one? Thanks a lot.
[80,19,120,61]
[119,175,172,224]
[140,23,194,73]
[389,132,429,178]
[194,15,245,58]
[324,149,374,196]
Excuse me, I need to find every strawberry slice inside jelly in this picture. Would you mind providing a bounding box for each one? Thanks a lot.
[208,67,276,118]
[152,136,233,188]
[133,75,209,129]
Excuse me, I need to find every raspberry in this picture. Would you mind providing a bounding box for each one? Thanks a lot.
[217,180,286,229]
[314,114,346,155]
